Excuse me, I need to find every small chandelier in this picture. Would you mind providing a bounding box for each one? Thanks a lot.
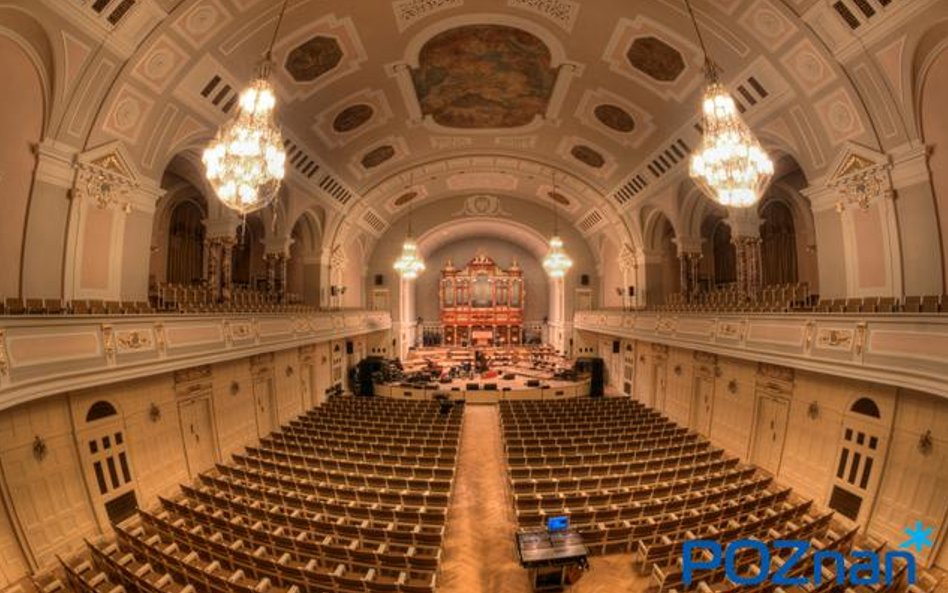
[394,236,426,280]
[543,172,573,278]
[685,0,773,208]
[394,187,425,280]
[202,0,289,216]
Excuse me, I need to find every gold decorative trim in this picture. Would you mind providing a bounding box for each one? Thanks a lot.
[816,328,854,351]
[116,330,154,352]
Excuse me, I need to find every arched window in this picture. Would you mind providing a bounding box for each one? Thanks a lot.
[829,397,885,522]
[85,400,117,422]
[760,199,798,285]
[167,201,205,284]
[850,397,881,418]
[84,401,137,524]
[712,221,736,286]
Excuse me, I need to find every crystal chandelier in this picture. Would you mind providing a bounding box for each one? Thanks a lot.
[394,190,425,280]
[202,0,289,216]
[685,0,773,208]
[394,236,426,280]
[543,173,573,278]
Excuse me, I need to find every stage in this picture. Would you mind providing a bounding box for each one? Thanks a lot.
[374,345,591,403]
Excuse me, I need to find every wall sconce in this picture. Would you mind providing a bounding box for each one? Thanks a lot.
[330,285,348,297]
[148,403,162,423]
[285,366,294,377]
[230,381,240,396]
[673,365,683,376]
[727,379,739,394]
[918,430,934,456]
[32,436,47,462]
[807,401,820,420]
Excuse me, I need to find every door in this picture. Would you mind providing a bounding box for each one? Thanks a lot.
[691,376,714,437]
[751,395,789,475]
[252,378,275,438]
[314,343,331,406]
[300,364,314,412]
[651,362,667,411]
[178,398,216,476]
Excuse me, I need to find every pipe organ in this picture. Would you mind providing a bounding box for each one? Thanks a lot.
[440,253,525,346]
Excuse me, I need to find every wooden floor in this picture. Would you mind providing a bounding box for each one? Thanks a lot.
[437,404,651,593]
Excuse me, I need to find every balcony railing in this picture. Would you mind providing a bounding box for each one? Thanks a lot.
[574,309,948,399]
[0,310,392,411]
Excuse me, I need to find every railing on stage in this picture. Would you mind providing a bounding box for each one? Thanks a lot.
[418,322,546,347]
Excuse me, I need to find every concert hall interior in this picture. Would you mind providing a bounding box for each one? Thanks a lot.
[2,1,948,593]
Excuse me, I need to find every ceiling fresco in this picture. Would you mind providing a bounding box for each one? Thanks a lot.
[332,103,374,132]
[625,36,686,82]
[410,24,558,129]
[285,35,344,82]
[593,103,636,132]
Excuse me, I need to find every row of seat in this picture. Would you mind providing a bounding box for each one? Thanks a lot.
[47,398,461,593]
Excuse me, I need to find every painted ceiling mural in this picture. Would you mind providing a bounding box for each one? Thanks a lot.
[410,24,558,129]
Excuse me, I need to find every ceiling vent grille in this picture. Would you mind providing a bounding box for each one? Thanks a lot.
[362,210,387,234]
[832,0,897,30]
[614,174,649,205]
[283,139,320,179]
[84,0,137,26]
[578,210,604,233]
[198,73,239,115]
[319,175,353,206]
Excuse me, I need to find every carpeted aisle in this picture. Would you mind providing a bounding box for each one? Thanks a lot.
[437,404,649,593]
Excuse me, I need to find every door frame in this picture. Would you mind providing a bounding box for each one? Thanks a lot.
[176,395,220,478]
[748,392,790,476]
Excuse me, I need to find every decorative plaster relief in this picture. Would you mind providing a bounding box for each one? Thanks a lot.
[816,328,854,351]
[132,35,189,93]
[815,88,866,145]
[115,329,155,353]
[737,0,796,51]
[392,0,464,33]
[451,195,513,218]
[102,85,155,144]
[172,0,232,49]
[446,172,519,192]
[507,0,580,32]
[780,38,836,97]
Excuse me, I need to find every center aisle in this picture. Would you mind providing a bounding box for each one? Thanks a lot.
[436,404,648,593]
[436,404,526,593]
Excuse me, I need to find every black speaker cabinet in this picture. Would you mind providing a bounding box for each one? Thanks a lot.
[346,341,353,354]
[612,340,620,353]
[580,274,590,286]
[374,274,384,286]
[576,357,605,398]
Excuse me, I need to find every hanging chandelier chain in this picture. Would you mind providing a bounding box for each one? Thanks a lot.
[683,0,718,82]
[265,0,291,61]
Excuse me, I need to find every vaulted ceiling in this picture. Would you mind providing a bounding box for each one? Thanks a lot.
[26,0,937,256]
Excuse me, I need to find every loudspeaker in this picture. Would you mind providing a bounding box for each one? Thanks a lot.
[580,274,590,286]
[346,341,353,354]
[612,340,620,354]
[628,286,635,297]
[576,357,605,398]
[375,274,384,286]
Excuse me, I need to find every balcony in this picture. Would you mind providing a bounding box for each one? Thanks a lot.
[574,309,948,399]
[0,310,392,410]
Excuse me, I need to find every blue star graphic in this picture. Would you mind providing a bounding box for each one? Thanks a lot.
[899,521,934,553]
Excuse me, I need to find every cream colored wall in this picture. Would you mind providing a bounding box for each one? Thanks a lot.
[590,331,948,568]
[0,332,380,583]
[0,35,44,299]
[921,46,948,293]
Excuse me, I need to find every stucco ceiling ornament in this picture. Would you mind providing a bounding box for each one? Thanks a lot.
[202,0,289,216]
[684,0,773,208]
[828,154,892,213]
[451,195,513,218]
[73,154,138,213]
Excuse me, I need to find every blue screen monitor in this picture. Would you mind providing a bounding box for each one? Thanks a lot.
[546,515,569,533]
